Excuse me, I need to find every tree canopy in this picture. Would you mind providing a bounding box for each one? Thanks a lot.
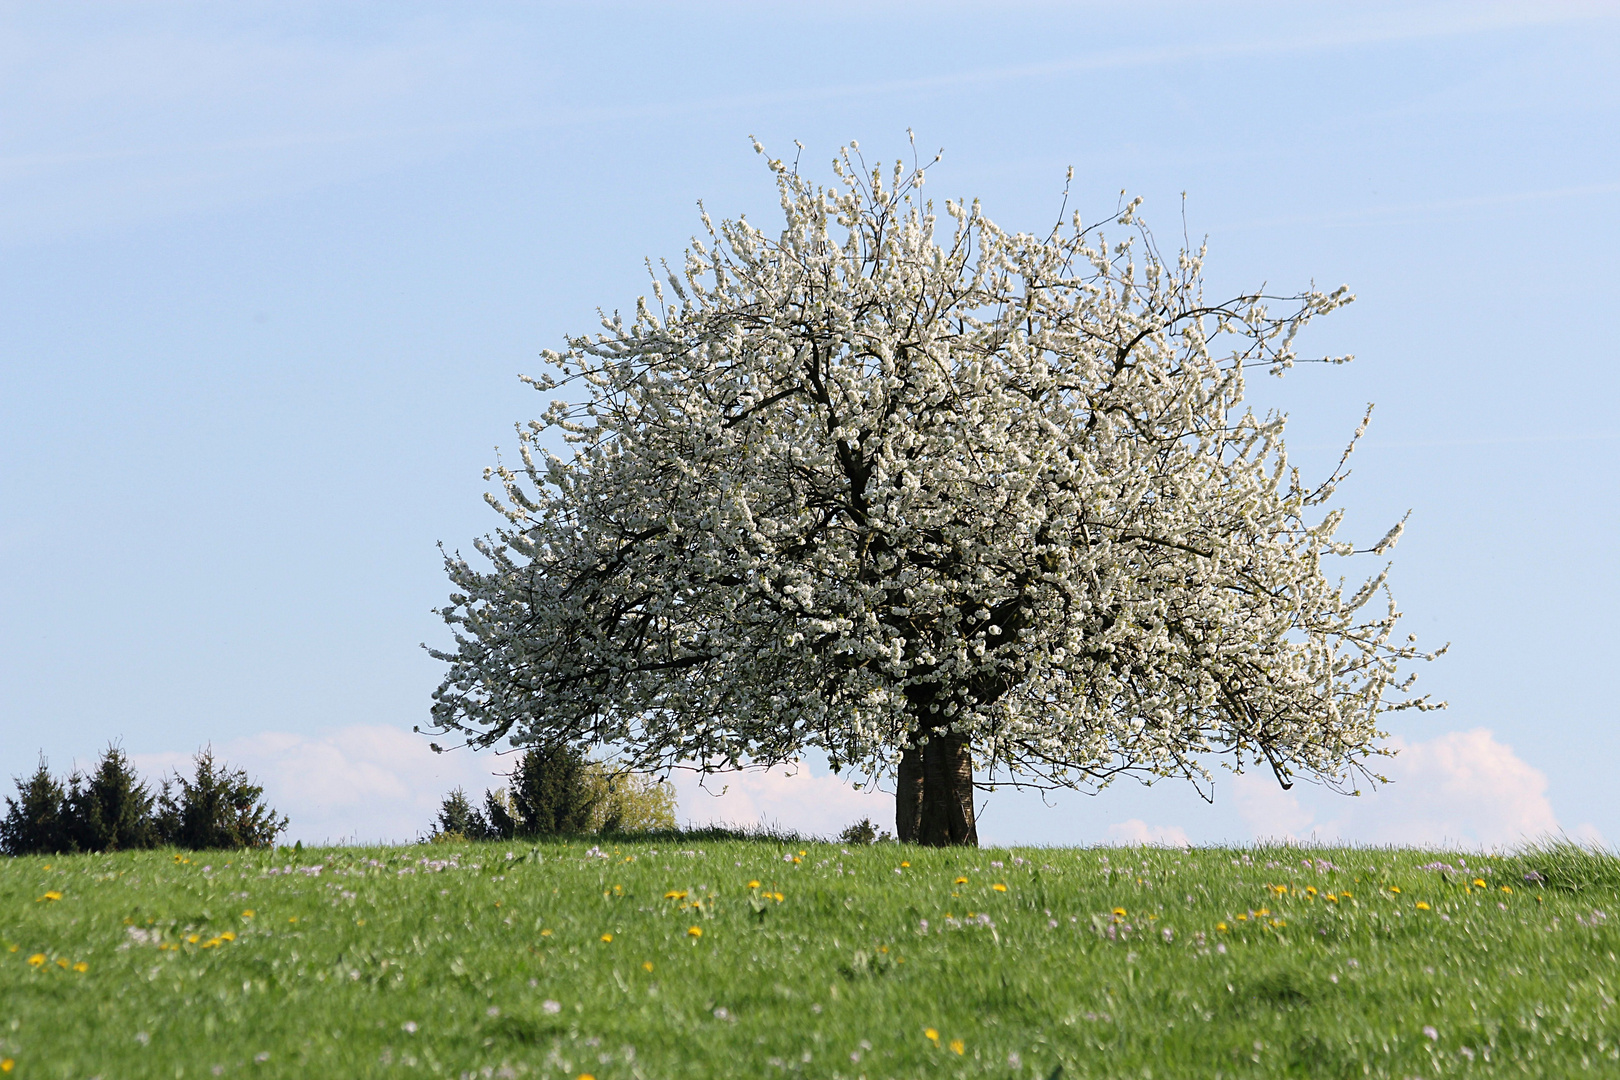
[427,141,1439,845]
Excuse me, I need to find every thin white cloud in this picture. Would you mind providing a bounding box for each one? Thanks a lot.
[1213,182,1620,236]
[3,2,1610,240]
[1105,819,1192,847]
[121,724,1602,851]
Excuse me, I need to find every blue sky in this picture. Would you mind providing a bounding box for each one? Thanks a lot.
[2,1,1616,847]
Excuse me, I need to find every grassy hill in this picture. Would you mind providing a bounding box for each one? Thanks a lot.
[3,838,1616,1078]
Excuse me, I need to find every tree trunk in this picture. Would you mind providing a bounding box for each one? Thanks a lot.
[895,744,924,843]
[894,730,977,846]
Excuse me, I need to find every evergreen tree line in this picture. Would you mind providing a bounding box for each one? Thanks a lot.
[433,745,676,841]
[1,745,288,855]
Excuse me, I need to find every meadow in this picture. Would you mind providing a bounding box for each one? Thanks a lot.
[3,838,1616,1078]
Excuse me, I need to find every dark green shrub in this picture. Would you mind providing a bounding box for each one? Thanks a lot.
[0,758,71,856]
[483,789,518,840]
[837,817,893,845]
[432,786,492,840]
[154,749,288,850]
[65,745,156,853]
[510,745,595,837]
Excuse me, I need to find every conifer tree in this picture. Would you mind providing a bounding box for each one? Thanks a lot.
[0,758,71,856]
[65,745,156,852]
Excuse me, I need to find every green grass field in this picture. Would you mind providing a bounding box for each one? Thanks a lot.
[3,838,1616,1078]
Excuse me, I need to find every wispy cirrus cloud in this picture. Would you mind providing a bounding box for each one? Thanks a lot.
[2,2,1610,241]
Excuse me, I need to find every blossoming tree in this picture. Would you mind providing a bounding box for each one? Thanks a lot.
[427,142,1439,846]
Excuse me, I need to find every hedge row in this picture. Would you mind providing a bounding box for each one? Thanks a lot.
[1,745,287,855]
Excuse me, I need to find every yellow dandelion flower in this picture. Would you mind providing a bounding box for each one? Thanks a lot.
[186,935,200,944]
[1271,919,1285,928]
[40,891,62,902]
[664,890,687,900]
[1272,885,1288,895]
[599,933,613,943]
[1,1057,12,1071]
[241,910,255,918]
[642,961,654,973]
[687,926,702,938]
[72,961,88,972]
[1305,886,1318,897]
[1236,914,1248,921]
[578,1074,595,1080]
[55,958,69,969]
[201,938,220,949]
[1501,885,1512,894]
[1415,902,1431,911]
[772,892,784,902]
[1340,890,1353,898]
[792,857,801,864]
[1473,878,1487,889]
[540,929,552,937]
[955,877,969,885]
[1389,886,1401,894]
[1325,893,1339,903]
[747,880,760,889]
[924,1028,939,1044]
[288,917,297,924]
[27,954,45,967]
[992,883,1008,893]
[900,861,910,868]
[1112,908,1126,917]
[798,850,807,857]
[1216,922,1228,931]
[950,1039,965,1055]
[1256,909,1270,917]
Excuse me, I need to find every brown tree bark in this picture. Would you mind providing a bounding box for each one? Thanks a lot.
[894,730,977,846]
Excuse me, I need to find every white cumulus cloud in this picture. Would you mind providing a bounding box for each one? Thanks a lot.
[1230,728,1596,848]
[132,726,508,845]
